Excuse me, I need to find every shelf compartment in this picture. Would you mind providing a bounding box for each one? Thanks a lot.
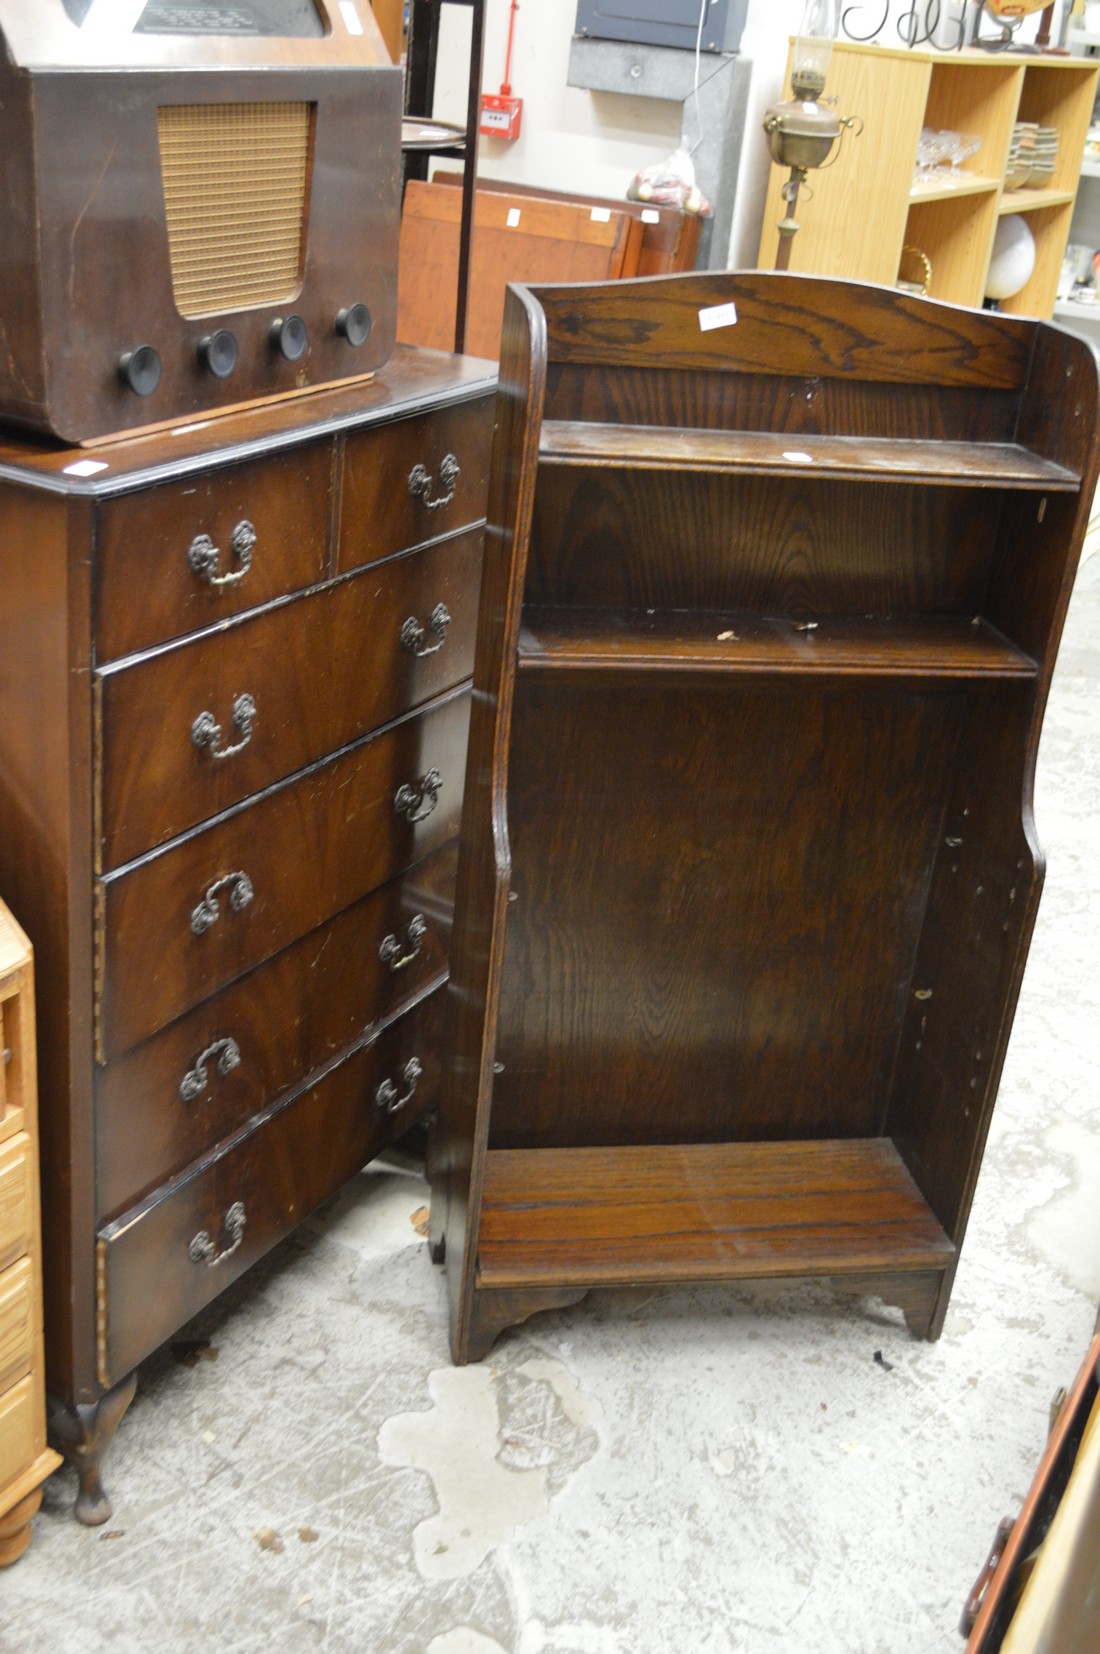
[477,1139,956,1289]
[908,174,1001,205]
[998,188,1076,215]
[517,609,1039,682]
[538,421,1080,490]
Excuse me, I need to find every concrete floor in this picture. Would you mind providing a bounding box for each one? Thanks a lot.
[2,559,1099,1654]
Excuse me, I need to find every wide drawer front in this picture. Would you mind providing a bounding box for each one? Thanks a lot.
[95,442,333,662]
[0,1259,33,1395]
[97,989,443,1386]
[338,395,494,574]
[0,1138,31,1275]
[98,527,482,870]
[96,841,457,1222]
[96,687,470,1061]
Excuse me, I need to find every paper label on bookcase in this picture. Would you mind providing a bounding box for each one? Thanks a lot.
[698,303,738,332]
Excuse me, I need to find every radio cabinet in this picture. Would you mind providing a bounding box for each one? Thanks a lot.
[430,272,1099,1364]
[0,346,496,1520]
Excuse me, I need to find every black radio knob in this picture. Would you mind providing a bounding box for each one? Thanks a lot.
[198,329,238,379]
[270,314,309,362]
[117,345,162,398]
[335,304,372,348]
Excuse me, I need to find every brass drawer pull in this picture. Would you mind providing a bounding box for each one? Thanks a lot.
[375,1056,423,1115]
[394,768,442,824]
[379,914,428,972]
[192,693,257,762]
[400,602,452,659]
[179,1037,242,1102]
[188,1201,246,1268]
[190,871,254,936]
[408,453,460,512]
[188,520,256,587]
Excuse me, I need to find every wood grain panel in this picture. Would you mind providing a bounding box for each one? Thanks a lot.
[530,272,1036,390]
[527,468,1001,616]
[95,443,332,662]
[0,1260,32,1394]
[98,529,482,868]
[398,181,636,360]
[97,688,470,1060]
[98,991,443,1386]
[0,1143,30,1276]
[491,680,961,1148]
[478,1140,955,1286]
[96,844,457,1221]
[338,397,494,573]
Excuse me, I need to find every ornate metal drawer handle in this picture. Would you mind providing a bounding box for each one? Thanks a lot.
[408,453,460,511]
[400,603,452,659]
[188,520,256,587]
[379,914,428,972]
[375,1056,423,1115]
[188,1201,246,1268]
[394,768,442,824]
[190,871,254,936]
[192,693,257,762]
[179,1037,242,1102]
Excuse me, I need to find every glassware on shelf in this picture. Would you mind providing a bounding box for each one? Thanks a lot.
[913,128,983,186]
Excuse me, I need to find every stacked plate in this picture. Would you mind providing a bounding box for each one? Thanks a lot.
[1005,121,1059,190]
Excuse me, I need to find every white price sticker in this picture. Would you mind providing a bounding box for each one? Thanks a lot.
[63,459,109,477]
[507,207,522,227]
[698,302,738,333]
[641,209,660,224]
[339,1,364,35]
[590,207,611,223]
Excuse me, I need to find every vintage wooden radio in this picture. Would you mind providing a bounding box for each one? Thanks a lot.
[0,1,402,443]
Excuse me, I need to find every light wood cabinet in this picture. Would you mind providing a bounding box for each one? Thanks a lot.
[757,41,1098,318]
[0,904,61,1565]
[429,269,1099,1365]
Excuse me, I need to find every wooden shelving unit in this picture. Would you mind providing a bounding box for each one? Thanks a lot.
[430,270,1100,1364]
[757,41,1098,317]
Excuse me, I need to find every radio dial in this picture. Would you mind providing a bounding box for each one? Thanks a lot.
[198,330,238,380]
[335,304,372,348]
[270,315,309,363]
[117,346,162,398]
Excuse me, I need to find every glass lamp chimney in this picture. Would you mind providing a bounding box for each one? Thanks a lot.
[792,0,840,101]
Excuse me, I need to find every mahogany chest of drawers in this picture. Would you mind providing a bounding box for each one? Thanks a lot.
[0,347,496,1520]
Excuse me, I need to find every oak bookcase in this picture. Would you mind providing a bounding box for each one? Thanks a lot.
[429,270,1100,1363]
[757,41,1098,318]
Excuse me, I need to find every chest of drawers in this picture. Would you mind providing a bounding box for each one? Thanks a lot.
[0,347,496,1522]
[0,904,61,1564]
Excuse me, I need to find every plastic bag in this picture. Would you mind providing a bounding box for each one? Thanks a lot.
[627,145,711,217]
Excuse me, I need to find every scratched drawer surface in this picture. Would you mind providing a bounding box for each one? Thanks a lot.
[95,443,333,663]
[97,988,443,1386]
[337,395,494,573]
[96,687,470,1061]
[96,841,457,1222]
[97,528,482,871]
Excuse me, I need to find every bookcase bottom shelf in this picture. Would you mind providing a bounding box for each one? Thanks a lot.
[477,1139,956,1291]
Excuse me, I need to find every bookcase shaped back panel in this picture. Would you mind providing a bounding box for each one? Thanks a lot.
[430,270,1100,1364]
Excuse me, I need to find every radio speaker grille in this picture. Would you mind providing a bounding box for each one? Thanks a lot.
[158,102,313,318]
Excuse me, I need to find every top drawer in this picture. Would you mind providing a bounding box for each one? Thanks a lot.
[338,396,494,573]
[95,443,333,662]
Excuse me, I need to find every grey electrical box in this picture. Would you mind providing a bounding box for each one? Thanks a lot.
[574,0,747,54]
